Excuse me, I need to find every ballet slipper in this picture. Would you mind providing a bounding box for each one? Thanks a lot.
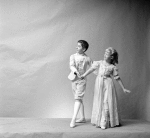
[96,125,101,128]
[75,118,86,123]
[101,121,107,130]
[70,120,76,128]
[101,126,106,130]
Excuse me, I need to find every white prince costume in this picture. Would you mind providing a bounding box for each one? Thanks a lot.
[69,53,92,100]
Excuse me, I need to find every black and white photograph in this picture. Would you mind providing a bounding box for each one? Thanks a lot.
[0,0,150,138]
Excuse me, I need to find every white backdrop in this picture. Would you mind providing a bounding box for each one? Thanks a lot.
[0,0,150,121]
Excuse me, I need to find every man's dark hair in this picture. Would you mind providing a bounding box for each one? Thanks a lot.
[78,40,89,52]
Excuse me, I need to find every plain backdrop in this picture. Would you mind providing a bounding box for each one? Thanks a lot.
[0,0,150,121]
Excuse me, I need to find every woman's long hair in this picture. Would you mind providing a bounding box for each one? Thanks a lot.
[106,47,118,65]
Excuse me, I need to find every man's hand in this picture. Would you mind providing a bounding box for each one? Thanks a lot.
[74,72,81,77]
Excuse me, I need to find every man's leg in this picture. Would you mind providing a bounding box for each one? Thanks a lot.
[70,99,82,127]
[76,100,86,123]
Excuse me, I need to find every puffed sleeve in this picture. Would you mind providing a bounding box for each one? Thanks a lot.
[69,55,78,73]
[91,61,101,75]
[113,66,120,80]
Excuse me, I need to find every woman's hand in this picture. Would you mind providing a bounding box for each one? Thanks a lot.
[123,88,131,93]
[80,74,85,80]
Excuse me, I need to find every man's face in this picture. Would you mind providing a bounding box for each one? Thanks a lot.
[76,43,85,54]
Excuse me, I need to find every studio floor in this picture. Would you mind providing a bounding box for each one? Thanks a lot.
[0,118,150,138]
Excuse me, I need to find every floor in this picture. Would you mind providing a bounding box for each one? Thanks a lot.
[1,118,150,138]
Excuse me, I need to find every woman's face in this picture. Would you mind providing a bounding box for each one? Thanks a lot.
[104,49,112,61]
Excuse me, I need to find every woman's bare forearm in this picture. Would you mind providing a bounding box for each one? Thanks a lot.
[117,78,125,91]
[83,68,95,77]
[116,78,131,93]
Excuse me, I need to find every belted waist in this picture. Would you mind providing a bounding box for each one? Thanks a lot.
[98,74,111,78]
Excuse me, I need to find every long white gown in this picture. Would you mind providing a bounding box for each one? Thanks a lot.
[91,60,121,127]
